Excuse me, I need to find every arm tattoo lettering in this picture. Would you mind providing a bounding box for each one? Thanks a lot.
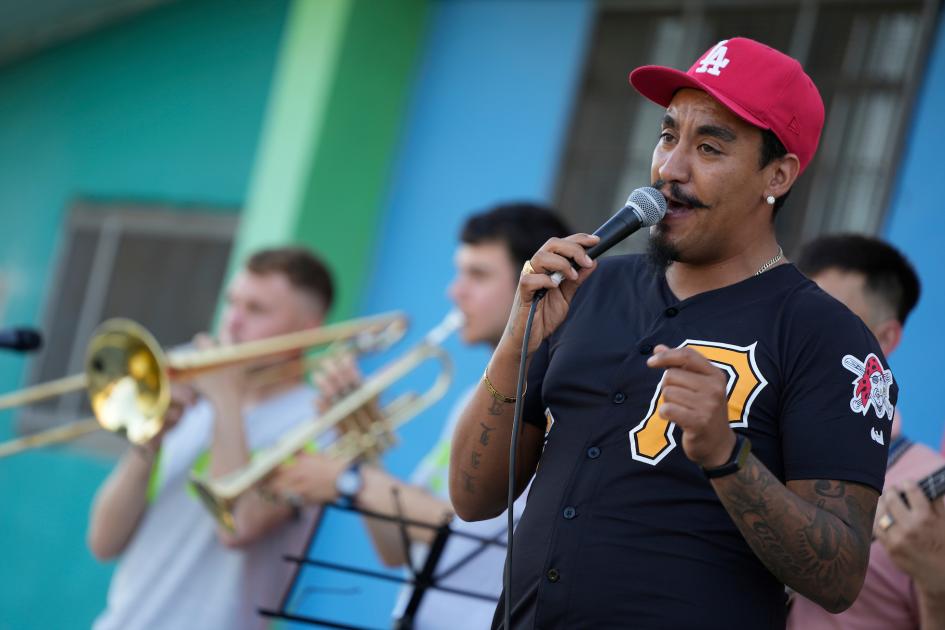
[714,455,875,613]
[479,422,495,446]
[461,470,477,494]
[471,451,481,469]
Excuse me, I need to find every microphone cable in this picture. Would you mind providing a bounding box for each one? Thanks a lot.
[503,296,540,630]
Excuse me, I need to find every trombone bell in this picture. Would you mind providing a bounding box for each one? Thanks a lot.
[86,319,170,445]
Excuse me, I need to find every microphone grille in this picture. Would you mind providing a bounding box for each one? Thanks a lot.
[626,187,667,227]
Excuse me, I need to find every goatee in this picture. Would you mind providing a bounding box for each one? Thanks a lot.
[646,230,680,271]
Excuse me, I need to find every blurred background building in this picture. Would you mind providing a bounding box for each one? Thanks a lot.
[0,0,942,627]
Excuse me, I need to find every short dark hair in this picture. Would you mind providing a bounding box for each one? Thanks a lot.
[796,234,920,325]
[759,128,790,215]
[460,203,572,267]
[246,246,334,314]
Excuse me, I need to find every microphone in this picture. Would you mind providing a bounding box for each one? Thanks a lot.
[0,327,43,353]
[547,186,667,287]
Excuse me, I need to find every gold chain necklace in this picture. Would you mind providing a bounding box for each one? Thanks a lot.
[755,246,784,276]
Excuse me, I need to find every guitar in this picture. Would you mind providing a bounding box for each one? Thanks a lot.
[917,464,945,502]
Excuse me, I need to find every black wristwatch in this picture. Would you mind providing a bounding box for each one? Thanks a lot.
[702,433,751,479]
[335,462,364,504]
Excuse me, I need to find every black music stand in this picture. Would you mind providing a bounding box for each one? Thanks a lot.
[259,501,508,629]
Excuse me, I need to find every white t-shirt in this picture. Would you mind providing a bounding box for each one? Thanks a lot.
[391,388,530,630]
[94,385,320,630]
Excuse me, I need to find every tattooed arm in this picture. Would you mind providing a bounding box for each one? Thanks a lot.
[712,458,876,612]
[647,345,877,612]
[448,343,545,521]
[450,234,600,521]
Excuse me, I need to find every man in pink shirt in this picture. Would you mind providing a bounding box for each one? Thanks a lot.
[789,234,945,629]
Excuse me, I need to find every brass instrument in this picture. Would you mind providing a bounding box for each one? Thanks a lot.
[0,312,408,457]
[189,310,464,532]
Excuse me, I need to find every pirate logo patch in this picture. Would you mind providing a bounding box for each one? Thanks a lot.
[842,353,893,419]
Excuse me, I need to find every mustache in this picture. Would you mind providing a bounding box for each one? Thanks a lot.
[651,180,710,210]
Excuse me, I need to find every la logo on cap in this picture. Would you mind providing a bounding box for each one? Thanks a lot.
[695,40,731,76]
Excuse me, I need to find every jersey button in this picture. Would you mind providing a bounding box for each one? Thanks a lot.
[639,343,653,355]
[546,568,560,582]
[563,506,577,519]
[613,392,626,404]
[665,307,679,317]
[587,446,601,459]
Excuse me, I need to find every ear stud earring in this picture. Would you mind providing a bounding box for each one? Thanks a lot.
[766,195,776,205]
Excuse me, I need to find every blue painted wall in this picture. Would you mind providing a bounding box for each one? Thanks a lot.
[0,1,289,627]
[286,1,595,625]
[883,9,945,452]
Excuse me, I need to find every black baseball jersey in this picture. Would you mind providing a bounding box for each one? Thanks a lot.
[496,255,894,629]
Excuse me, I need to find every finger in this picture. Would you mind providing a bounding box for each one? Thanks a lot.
[317,359,349,401]
[657,402,686,423]
[518,270,567,301]
[647,347,718,376]
[901,481,930,520]
[535,234,599,269]
[540,234,600,266]
[661,367,718,391]
[883,485,912,526]
[336,355,363,394]
[933,496,945,518]
[559,261,599,302]
[661,385,704,409]
[532,249,584,282]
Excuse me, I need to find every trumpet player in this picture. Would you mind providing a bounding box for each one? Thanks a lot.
[88,246,334,630]
[267,204,571,629]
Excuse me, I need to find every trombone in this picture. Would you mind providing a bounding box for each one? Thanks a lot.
[0,312,408,457]
[189,310,464,532]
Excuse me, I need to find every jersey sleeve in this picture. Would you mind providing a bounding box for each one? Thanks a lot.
[779,293,896,492]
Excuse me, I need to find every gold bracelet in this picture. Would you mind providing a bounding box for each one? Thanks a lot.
[482,368,523,404]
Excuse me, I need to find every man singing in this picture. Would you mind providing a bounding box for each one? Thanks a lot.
[450,38,891,628]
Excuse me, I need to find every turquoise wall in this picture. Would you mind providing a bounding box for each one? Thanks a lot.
[0,1,288,627]
[883,9,945,451]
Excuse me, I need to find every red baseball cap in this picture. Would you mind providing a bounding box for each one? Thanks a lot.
[629,37,824,174]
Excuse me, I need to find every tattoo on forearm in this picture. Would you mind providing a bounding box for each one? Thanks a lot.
[461,470,477,494]
[471,451,481,469]
[488,399,504,416]
[479,422,494,446]
[714,456,874,613]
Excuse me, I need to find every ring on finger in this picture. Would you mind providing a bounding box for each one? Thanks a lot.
[521,260,536,277]
[878,512,895,532]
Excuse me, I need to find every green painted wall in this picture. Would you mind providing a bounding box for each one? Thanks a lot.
[230,0,429,321]
[0,1,289,627]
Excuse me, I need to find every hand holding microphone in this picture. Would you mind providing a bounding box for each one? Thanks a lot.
[505,187,667,355]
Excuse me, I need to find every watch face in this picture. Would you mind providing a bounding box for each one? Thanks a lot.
[336,468,362,496]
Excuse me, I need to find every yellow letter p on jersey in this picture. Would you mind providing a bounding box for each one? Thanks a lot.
[629,340,768,465]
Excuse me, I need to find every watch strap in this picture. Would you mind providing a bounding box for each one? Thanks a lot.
[702,433,751,479]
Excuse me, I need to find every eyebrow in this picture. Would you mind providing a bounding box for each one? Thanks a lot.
[661,113,737,142]
[697,124,737,142]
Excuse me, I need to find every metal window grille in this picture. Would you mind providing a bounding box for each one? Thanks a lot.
[17,201,237,454]
[555,0,938,256]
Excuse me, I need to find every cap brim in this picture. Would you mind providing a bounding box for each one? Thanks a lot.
[629,65,770,132]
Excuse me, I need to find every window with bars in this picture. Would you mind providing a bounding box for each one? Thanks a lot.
[18,201,237,453]
[555,0,938,256]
